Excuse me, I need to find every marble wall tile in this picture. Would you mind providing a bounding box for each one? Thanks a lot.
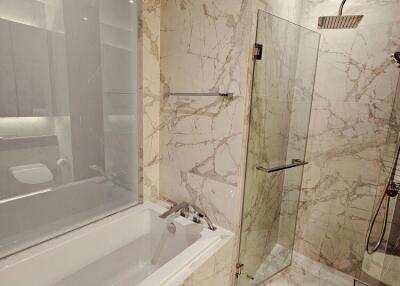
[160,0,251,188]
[161,96,244,186]
[159,0,253,282]
[159,1,318,285]
[150,0,400,285]
[179,238,236,286]
[160,0,253,232]
[142,0,161,201]
[263,251,355,286]
[359,62,400,286]
[253,0,303,24]
[160,0,252,96]
[294,0,400,278]
[160,164,239,231]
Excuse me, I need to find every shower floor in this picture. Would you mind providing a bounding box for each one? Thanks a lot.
[262,252,354,286]
[251,244,292,285]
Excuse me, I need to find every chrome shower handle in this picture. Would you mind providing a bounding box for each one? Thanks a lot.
[390,52,400,67]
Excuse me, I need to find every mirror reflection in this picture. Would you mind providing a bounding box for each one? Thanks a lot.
[0,0,139,258]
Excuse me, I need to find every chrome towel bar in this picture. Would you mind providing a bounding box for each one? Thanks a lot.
[256,159,309,173]
[168,92,234,98]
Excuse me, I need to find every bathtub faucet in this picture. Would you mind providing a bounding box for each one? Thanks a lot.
[190,204,217,231]
[159,201,217,231]
[159,202,190,219]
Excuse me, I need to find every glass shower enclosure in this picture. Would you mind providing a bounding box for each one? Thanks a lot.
[237,11,320,285]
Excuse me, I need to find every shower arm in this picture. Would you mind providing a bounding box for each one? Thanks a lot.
[338,0,347,16]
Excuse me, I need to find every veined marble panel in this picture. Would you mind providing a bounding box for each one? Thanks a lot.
[294,0,400,277]
[142,0,161,201]
[160,0,251,96]
[161,96,244,186]
[253,0,303,24]
[359,54,400,286]
[155,0,400,285]
[159,4,253,285]
[160,0,251,188]
[263,251,355,286]
[179,238,236,286]
[159,164,239,231]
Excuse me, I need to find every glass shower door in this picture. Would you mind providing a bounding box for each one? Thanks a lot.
[237,11,320,285]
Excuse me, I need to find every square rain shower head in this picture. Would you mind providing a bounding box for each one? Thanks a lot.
[318,15,364,29]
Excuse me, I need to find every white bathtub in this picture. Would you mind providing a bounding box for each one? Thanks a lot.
[0,202,232,286]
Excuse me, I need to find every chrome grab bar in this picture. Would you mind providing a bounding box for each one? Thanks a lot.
[256,159,309,173]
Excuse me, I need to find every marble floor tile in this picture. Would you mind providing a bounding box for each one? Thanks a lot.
[263,252,355,286]
[252,244,292,285]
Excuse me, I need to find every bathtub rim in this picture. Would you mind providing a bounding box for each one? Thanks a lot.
[0,201,233,286]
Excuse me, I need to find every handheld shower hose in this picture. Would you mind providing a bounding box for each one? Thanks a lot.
[365,143,400,254]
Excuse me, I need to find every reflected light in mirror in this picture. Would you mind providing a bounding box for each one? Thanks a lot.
[0,0,64,32]
[0,117,53,138]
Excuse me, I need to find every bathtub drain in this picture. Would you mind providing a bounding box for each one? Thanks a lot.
[167,222,176,234]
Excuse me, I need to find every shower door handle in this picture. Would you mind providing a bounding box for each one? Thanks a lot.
[256,159,309,173]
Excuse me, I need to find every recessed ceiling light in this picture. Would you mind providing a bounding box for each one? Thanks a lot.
[129,0,134,3]
[83,17,89,21]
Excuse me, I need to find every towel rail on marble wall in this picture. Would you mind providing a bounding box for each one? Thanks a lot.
[168,92,234,98]
[256,159,309,173]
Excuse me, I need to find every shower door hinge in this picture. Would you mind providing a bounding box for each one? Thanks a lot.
[235,263,244,278]
[253,43,263,60]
